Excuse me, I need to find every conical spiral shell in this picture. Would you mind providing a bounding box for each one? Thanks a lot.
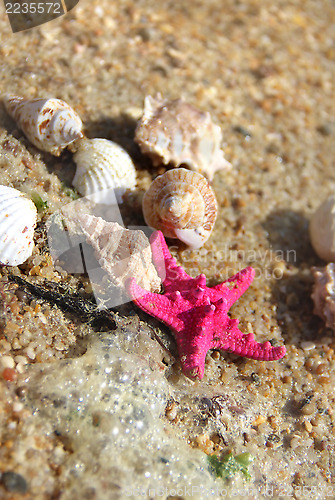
[77,214,161,293]
[3,95,83,156]
[311,264,335,331]
[73,138,137,204]
[142,168,217,249]
[135,95,231,180]
[0,185,37,266]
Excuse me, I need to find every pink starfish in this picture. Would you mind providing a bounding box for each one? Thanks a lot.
[126,231,286,379]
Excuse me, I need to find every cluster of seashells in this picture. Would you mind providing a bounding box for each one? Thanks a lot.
[135,94,231,250]
[309,196,335,332]
[0,93,230,279]
[3,95,138,204]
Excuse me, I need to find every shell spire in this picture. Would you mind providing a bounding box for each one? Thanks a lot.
[3,95,83,156]
[135,94,232,180]
[142,168,217,249]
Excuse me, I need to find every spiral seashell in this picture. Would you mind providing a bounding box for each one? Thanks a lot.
[142,168,217,249]
[72,138,137,204]
[309,195,335,262]
[311,264,335,331]
[3,95,83,156]
[135,95,231,180]
[76,214,161,294]
[0,185,37,266]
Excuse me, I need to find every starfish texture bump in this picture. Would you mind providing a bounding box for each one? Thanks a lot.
[126,231,286,379]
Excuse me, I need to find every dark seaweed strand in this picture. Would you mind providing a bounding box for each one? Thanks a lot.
[7,273,116,330]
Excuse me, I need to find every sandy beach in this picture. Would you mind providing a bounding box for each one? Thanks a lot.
[0,1,335,498]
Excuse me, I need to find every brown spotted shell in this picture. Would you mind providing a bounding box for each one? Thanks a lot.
[142,168,217,249]
[311,264,335,331]
[76,214,161,294]
[135,95,231,180]
[3,95,83,156]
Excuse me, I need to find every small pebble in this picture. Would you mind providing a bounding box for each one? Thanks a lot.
[14,355,27,366]
[301,341,316,351]
[253,415,266,426]
[304,421,313,433]
[317,123,332,136]
[16,363,27,374]
[301,402,316,416]
[2,367,17,381]
[12,338,22,350]
[13,401,24,412]
[315,363,328,375]
[165,401,178,421]
[1,471,28,493]
[211,351,220,360]
[318,376,331,385]
[0,340,11,352]
[0,355,15,369]
[272,262,286,279]
[290,435,301,449]
[25,347,36,360]
[14,289,30,302]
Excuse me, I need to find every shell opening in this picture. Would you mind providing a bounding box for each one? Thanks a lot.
[174,228,209,249]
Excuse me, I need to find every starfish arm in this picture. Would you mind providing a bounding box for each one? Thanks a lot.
[150,231,191,285]
[126,277,183,330]
[180,349,207,380]
[212,266,255,308]
[174,328,212,380]
[149,231,168,281]
[213,319,286,361]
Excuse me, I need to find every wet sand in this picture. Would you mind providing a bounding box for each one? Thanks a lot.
[0,1,335,498]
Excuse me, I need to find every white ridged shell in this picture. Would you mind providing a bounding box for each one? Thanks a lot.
[0,185,37,265]
[76,214,161,293]
[3,95,83,156]
[142,168,217,249]
[73,138,137,204]
[135,95,231,180]
[311,264,335,331]
[309,195,335,262]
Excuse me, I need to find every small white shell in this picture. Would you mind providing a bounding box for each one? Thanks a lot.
[77,214,161,293]
[311,264,335,331]
[309,195,335,262]
[73,138,137,204]
[3,95,83,156]
[0,185,37,266]
[142,168,217,249]
[135,95,231,180]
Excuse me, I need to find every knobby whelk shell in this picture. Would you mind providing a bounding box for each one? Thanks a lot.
[72,138,137,204]
[309,195,335,262]
[135,94,231,180]
[0,185,37,266]
[311,264,335,332]
[76,214,161,294]
[3,95,83,156]
[142,168,218,249]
